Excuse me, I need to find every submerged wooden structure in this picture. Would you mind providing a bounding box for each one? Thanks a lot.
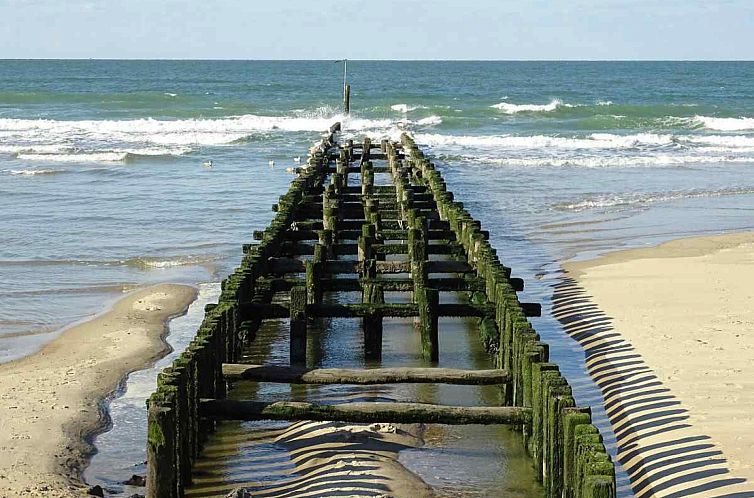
[145,123,616,498]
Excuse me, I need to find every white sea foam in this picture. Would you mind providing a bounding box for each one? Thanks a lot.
[694,115,754,131]
[0,144,71,154]
[415,116,443,126]
[446,154,754,169]
[122,255,217,270]
[491,99,571,114]
[4,168,65,176]
[417,132,754,153]
[14,147,193,163]
[415,132,674,150]
[0,113,395,148]
[0,113,406,163]
[17,152,130,162]
[554,187,754,212]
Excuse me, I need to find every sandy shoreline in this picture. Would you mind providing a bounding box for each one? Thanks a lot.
[559,232,754,497]
[0,284,197,497]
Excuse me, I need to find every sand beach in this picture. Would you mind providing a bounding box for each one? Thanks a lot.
[0,284,197,497]
[559,232,754,497]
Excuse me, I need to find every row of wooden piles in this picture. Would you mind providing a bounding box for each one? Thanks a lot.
[144,123,616,498]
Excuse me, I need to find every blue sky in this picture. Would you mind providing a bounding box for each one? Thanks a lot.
[1,0,752,60]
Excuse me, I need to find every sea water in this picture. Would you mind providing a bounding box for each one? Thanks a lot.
[2,60,754,495]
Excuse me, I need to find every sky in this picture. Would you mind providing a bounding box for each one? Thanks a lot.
[1,0,753,60]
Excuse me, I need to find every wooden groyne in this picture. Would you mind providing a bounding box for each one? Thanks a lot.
[145,123,616,498]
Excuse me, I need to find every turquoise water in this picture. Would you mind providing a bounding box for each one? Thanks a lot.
[3,61,754,495]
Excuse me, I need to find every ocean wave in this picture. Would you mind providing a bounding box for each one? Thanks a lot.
[17,152,129,162]
[491,99,571,114]
[416,132,673,150]
[554,187,754,212]
[445,153,754,169]
[414,116,443,126]
[417,132,754,152]
[4,168,65,176]
[14,146,193,163]
[0,113,394,149]
[391,104,427,113]
[694,115,754,131]
[121,255,218,270]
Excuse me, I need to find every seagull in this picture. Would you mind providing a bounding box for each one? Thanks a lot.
[202,160,213,168]
[285,167,295,173]
[293,156,301,163]
[269,160,275,168]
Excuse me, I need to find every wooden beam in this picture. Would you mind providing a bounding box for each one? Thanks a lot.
[200,399,531,425]
[222,364,511,385]
[238,302,519,320]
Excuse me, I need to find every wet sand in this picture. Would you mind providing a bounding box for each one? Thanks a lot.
[0,284,197,497]
[559,232,754,497]
[188,420,434,498]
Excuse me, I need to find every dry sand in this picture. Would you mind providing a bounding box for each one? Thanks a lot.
[0,284,197,498]
[560,232,754,497]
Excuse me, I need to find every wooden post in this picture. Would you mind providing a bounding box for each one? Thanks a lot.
[362,137,371,163]
[358,224,374,263]
[416,287,439,362]
[146,395,177,498]
[289,286,307,365]
[362,283,384,360]
[344,83,350,114]
[305,261,322,304]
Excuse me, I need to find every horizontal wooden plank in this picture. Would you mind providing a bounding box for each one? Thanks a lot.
[222,365,511,385]
[200,399,531,425]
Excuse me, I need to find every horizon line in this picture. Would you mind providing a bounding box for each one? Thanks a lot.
[1,58,753,63]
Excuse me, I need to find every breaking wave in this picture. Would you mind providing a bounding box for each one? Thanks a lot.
[491,99,572,114]
[0,112,434,163]
[694,115,754,131]
[554,187,754,212]
[416,132,754,151]
[3,168,65,176]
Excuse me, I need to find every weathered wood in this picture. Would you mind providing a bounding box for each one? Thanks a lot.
[362,282,384,359]
[239,302,507,320]
[200,399,531,425]
[417,287,439,361]
[222,364,511,385]
[289,286,307,365]
[146,399,177,498]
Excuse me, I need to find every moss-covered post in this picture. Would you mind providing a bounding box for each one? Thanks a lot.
[305,260,322,304]
[358,224,375,263]
[146,394,177,498]
[319,229,334,260]
[323,184,336,233]
[289,286,308,365]
[362,283,384,360]
[416,287,439,362]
